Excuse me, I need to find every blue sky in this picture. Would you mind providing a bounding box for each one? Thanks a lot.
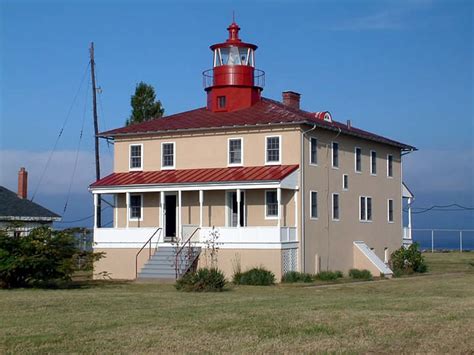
[0,0,472,230]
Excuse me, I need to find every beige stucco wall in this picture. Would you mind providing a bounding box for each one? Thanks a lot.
[353,245,383,277]
[94,247,283,281]
[302,129,402,274]
[113,127,301,172]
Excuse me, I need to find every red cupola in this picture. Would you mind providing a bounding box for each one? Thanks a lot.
[203,22,265,112]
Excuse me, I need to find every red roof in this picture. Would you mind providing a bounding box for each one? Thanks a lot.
[90,165,299,188]
[100,98,415,150]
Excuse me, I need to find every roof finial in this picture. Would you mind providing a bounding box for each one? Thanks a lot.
[232,10,235,23]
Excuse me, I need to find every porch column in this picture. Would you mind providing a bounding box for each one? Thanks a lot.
[277,188,282,228]
[407,197,412,240]
[294,189,298,229]
[199,190,204,228]
[160,191,165,230]
[178,190,182,240]
[114,194,118,228]
[126,192,130,229]
[93,193,98,229]
[237,189,241,228]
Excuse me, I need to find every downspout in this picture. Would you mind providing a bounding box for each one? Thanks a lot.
[301,123,317,272]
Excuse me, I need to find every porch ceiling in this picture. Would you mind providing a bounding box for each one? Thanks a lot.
[90,165,299,191]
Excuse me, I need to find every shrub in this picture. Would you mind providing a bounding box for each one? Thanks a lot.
[348,269,373,280]
[175,267,226,292]
[390,243,428,275]
[316,270,344,281]
[233,267,275,286]
[0,227,103,289]
[281,271,313,283]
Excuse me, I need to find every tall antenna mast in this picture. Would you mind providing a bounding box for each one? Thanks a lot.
[90,42,101,228]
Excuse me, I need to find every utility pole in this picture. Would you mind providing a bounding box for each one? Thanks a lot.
[90,42,101,228]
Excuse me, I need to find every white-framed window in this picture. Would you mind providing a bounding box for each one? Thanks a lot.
[355,147,362,173]
[310,137,318,165]
[129,144,143,171]
[266,136,281,165]
[360,196,373,222]
[332,142,339,168]
[265,190,278,219]
[370,150,377,175]
[129,194,143,221]
[343,174,349,190]
[228,138,243,166]
[387,154,393,178]
[161,142,175,169]
[387,199,394,223]
[332,193,340,221]
[310,191,318,219]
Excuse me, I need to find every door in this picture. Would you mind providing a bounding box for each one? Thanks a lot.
[164,194,177,238]
[227,191,245,227]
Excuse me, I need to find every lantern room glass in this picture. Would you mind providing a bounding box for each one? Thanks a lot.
[214,47,254,67]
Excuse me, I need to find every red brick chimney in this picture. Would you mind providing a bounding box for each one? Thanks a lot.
[17,167,28,199]
[282,91,301,110]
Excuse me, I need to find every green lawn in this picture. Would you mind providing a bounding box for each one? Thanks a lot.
[1,253,473,353]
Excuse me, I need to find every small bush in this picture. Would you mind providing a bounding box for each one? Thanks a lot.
[175,267,226,292]
[233,267,275,286]
[390,243,427,275]
[282,271,313,283]
[348,269,373,280]
[316,271,344,281]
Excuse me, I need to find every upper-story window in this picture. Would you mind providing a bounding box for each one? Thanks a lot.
[129,144,143,171]
[310,137,318,165]
[332,142,339,168]
[387,154,393,177]
[228,138,243,166]
[266,136,281,164]
[370,150,377,175]
[343,174,349,190]
[360,196,372,222]
[161,142,175,169]
[217,96,226,109]
[387,199,394,223]
[355,147,362,172]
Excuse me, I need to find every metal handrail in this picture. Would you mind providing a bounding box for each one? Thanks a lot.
[175,227,201,279]
[135,227,162,279]
[202,68,265,89]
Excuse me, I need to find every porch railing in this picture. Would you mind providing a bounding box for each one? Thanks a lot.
[175,227,200,279]
[135,227,162,278]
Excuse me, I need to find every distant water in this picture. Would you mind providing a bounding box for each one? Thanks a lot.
[412,230,474,251]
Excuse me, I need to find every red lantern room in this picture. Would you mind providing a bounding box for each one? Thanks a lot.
[203,22,265,112]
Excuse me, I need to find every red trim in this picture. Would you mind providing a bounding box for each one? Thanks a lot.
[90,165,299,188]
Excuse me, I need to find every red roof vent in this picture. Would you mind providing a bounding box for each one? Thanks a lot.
[314,111,332,122]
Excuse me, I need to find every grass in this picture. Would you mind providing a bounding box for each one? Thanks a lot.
[1,252,473,353]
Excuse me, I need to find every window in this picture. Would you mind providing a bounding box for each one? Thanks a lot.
[355,147,362,172]
[228,138,243,166]
[161,142,175,169]
[343,174,349,190]
[217,96,226,109]
[370,150,377,175]
[387,154,393,177]
[332,142,339,168]
[310,137,318,165]
[388,199,394,222]
[332,193,340,220]
[265,190,278,218]
[310,191,318,219]
[266,136,281,164]
[360,196,373,222]
[129,144,142,170]
[129,194,142,220]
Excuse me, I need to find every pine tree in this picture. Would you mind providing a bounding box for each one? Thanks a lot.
[126,82,164,126]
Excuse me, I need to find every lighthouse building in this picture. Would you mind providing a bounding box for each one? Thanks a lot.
[90,22,415,280]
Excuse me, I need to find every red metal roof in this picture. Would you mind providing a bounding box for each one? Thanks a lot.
[90,165,299,188]
[100,98,415,150]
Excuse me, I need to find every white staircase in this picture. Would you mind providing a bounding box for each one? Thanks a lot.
[353,241,393,277]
